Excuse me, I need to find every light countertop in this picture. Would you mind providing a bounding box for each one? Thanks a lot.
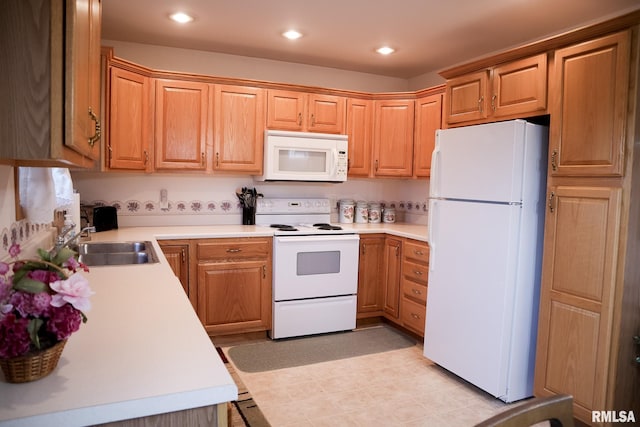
[0,222,426,426]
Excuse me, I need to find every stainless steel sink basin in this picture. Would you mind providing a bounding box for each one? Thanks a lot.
[74,241,159,266]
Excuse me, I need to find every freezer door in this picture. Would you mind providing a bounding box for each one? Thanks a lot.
[431,120,542,203]
[424,198,534,402]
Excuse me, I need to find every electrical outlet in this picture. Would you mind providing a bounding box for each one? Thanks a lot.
[160,189,168,210]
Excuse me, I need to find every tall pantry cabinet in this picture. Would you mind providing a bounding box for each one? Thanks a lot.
[534,28,640,425]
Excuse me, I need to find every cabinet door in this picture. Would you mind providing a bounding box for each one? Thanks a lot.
[65,0,102,160]
[445,70,489,125]
[197,261,271,335]
[549,31,630,177]
[382,237,402,318]
[307,93,345,133]
[213,85,265,173]
[413,93,442,177]
[357,235,385,316]
[159,244,189,295]
[346,98,373,177]
[492,53,547,118]
[534,185,622,423]
[373,99,415,177]
[155,79,209,170]
[107,67,152,171]
[266,89,306,131]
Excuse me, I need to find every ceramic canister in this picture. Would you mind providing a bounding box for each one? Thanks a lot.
[338,199,355,223]
[368,202,381,223]
[355,200,368,223]
[383,207,396,223]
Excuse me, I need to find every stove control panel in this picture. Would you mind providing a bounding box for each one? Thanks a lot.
[256,198,331,214]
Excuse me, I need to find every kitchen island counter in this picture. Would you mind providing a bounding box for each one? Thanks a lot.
[0,228,238,427]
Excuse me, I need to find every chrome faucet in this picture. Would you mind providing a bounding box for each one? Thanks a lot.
[55,222,96,251]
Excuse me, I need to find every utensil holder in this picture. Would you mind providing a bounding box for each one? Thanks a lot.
[242,206,256,225]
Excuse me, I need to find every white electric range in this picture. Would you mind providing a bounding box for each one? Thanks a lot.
[255,198,360,339]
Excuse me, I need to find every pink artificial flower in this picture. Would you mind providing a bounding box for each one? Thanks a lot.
[8,243,20,258]
[27,269,61,285]
[46,304,82,341]
[0,261,9,275]
[49,273,93,312]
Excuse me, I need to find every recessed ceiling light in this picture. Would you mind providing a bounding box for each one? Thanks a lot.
[169,12,194,24]
[376,46,395,55]
[282,30,303,40]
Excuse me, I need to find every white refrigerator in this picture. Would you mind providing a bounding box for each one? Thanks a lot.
[423,119,548,403]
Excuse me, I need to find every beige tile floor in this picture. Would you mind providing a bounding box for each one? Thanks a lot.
[216,327,535,427]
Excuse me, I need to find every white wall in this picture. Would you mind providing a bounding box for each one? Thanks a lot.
[104,40,411,93]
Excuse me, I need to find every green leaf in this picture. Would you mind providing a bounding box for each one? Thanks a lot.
[28,318,44,349]
[52,247,75,266]
[13,277,47,293]
[37,248,51,262]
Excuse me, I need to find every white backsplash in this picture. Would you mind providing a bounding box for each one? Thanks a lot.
[71,172,429,227]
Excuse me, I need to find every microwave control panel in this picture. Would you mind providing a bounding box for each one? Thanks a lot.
[336,150,348,179]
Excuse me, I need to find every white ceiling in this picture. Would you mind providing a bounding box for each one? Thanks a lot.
[102,0,640,79]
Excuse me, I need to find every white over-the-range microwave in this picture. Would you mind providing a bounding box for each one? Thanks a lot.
[255,130,348,182]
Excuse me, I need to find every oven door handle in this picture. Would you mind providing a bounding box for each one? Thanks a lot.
[275,234,359,244]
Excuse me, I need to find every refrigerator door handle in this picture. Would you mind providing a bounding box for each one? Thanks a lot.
[430,139,442,198]
[427,199,437,273]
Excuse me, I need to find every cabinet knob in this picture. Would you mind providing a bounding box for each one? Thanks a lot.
[226,248,242,253]
[414,270,423,276]
[411,313,421,320]
[412,288,422,295]
[551,150,558,171]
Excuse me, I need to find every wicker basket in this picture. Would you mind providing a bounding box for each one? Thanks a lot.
[0,340,67,383]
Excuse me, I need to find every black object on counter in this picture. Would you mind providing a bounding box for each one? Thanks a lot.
[236,187,262,225]
[93,206,118,232]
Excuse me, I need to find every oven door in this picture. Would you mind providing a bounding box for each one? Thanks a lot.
[273,234,359,301]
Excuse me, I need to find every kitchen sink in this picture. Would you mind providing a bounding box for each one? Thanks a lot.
[74,241,159,266]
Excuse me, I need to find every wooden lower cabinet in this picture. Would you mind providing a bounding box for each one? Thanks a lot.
[158,240,191,305]
[356,235,429,337]
[356,234,385,316]
[382,237,403,318]
[534,185,623,424]
[400,239,429,335]
[195,237,272,336]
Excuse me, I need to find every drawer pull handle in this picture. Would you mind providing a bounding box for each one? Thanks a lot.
[414,270,423,276]
[226,248,242,253]
[412,289,422,295]
[411,313,421,320]
[414,250,424,256]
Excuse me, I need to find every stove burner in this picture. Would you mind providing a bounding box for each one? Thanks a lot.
[314,223,343,230]
[270,224,298,231]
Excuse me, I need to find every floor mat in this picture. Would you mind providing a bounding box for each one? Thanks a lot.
[227,325,416,373]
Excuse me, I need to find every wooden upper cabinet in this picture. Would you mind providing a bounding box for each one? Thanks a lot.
[213,85,266,174]
[65,0,102,161]
[267,89,345,133]
[549,31,630,177]
[346,98,373,177]
[444,53,548,126]
[445,70,489,124]
[154,79,209,171]
[107,66,152,171]
[1,0,101,167]
[373,99,415,177]
[413,93,443,177]
[535,185,622,423]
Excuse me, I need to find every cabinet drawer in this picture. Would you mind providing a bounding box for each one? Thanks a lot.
[403,240,429,264]
[197,239,271,261]
[403,259,429,284]
[401,297,426,335]
[402,279,427,304]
